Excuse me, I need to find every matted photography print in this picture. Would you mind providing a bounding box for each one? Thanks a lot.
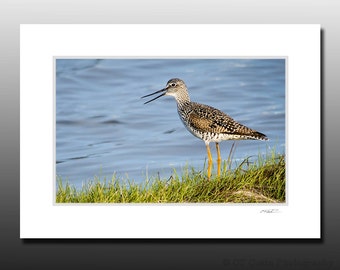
[21,25,320,238]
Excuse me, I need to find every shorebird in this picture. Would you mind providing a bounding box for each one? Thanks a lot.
[141,78,268,179]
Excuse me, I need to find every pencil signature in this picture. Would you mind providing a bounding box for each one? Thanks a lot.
[260,209,280,213]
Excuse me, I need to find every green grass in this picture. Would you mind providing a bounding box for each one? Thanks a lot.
[56,150,285,203]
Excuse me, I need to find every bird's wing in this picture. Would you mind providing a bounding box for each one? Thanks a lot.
[188,103,264,138]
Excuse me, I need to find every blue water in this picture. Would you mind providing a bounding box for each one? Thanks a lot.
[56,59,285,189]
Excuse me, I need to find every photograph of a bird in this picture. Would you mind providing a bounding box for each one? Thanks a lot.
[142,78,268,179]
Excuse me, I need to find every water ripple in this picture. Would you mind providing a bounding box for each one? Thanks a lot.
[56,59,285,189]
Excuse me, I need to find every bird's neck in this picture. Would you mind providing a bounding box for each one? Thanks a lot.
[174,90,190,107]
[176,99,191,112]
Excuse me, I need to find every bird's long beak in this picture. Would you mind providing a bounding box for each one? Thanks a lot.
[141,87,167,104]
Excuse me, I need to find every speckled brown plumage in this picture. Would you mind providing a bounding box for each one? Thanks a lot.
[181,101,268,142]
[142,78,268,179]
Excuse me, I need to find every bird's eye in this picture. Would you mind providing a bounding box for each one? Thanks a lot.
[171,83,176,87]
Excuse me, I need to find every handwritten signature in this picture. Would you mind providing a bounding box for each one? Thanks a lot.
[260,209,280,213]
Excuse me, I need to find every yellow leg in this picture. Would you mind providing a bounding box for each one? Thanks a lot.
[215,142,221,177]
[205,143,213,179]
